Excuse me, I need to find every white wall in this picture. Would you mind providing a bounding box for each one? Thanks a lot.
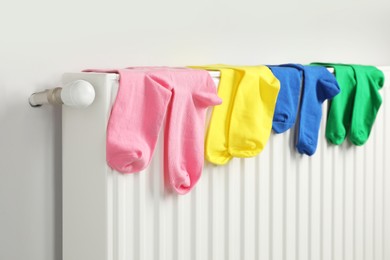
[0,0,389,259]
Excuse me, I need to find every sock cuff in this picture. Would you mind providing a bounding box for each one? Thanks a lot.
[352,65,385,90]
[315,67,340,101]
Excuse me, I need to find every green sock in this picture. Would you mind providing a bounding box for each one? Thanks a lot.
[349,65,384,145]
[311,63,385,146]
[311,63,357,145]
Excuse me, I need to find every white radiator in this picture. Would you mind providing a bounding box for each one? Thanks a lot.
[62,69,390,260]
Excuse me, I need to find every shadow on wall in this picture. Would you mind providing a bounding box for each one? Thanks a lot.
[0,91,62,260]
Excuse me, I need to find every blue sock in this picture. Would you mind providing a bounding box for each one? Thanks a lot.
[268,66,302,133]
[281,64,340,155]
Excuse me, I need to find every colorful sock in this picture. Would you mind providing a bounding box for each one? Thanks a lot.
[281,64,340,155]
[137,68,221,194]
[190,65,280,161]
[310,63,357,145]
[188,65,240,165]
[83,68,172,173]
[223,65,280,158]
[268,66,302,133]
[349,65,384,145]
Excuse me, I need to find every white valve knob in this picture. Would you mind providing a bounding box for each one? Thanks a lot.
[29,80,95,108]
[61,80,95,108]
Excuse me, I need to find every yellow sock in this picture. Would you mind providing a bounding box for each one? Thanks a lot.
[222,65,280,158]
[189,65,240,165]
[189,65,280,163]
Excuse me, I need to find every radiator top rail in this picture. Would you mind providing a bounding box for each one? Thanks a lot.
[29,66,390,108]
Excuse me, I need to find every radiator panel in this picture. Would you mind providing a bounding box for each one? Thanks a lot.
[63,70,390,260]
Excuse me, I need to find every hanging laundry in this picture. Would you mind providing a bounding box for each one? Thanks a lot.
[187,66,237,165]
[146,67,221,194]
[190,65,280,164]
[311,63,385,145]
[83,68,172,173]
[311,63,357,144]
[84,67,221,195]
[226,66,280,159]
[267,66,302,133]
[281,64,340,155]
[350,65,385,145]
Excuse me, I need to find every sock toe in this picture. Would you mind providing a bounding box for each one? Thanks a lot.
[296,135,316,156]
[172,173,192,194]
[350,129,369,146]
[326,131,346,145]
[206,152,232,165]
[272,121,294,134]
[107,151,144,173]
